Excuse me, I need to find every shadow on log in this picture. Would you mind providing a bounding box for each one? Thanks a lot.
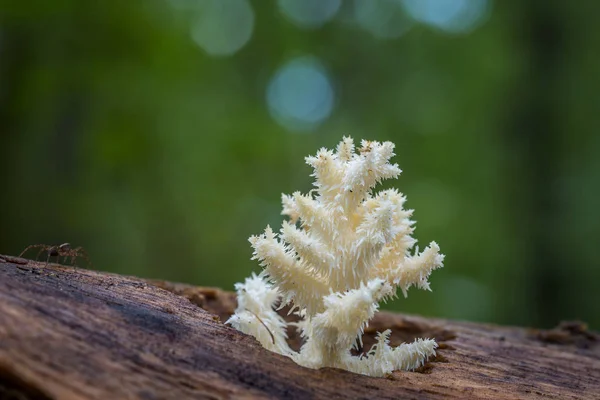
[0,254,599,399]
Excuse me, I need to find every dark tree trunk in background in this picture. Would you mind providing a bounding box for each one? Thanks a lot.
[507,0,565,327]
[1,255,598,400]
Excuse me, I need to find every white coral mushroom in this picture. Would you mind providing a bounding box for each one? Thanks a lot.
[227,137,444,377]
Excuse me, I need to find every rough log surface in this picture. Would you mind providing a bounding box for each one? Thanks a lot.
[0,255,599,400]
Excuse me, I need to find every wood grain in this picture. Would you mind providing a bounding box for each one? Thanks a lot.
[0,254,598,399]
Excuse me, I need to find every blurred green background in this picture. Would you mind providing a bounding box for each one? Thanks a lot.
[1,0,598,330]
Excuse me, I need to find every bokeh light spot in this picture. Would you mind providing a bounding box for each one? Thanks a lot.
[401,0,490,34]
[354,0,413,39]
[267,57,335,132]
[278,0,342,29]
[190,0,254,57]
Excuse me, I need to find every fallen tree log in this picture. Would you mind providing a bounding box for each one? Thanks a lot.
[0,254,598,399]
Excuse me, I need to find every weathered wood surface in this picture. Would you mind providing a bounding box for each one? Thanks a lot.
[0,254,599,400]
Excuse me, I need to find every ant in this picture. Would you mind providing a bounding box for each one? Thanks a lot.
[19,243,92,267]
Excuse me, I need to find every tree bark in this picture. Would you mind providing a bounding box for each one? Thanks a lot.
[0,254,598,400]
